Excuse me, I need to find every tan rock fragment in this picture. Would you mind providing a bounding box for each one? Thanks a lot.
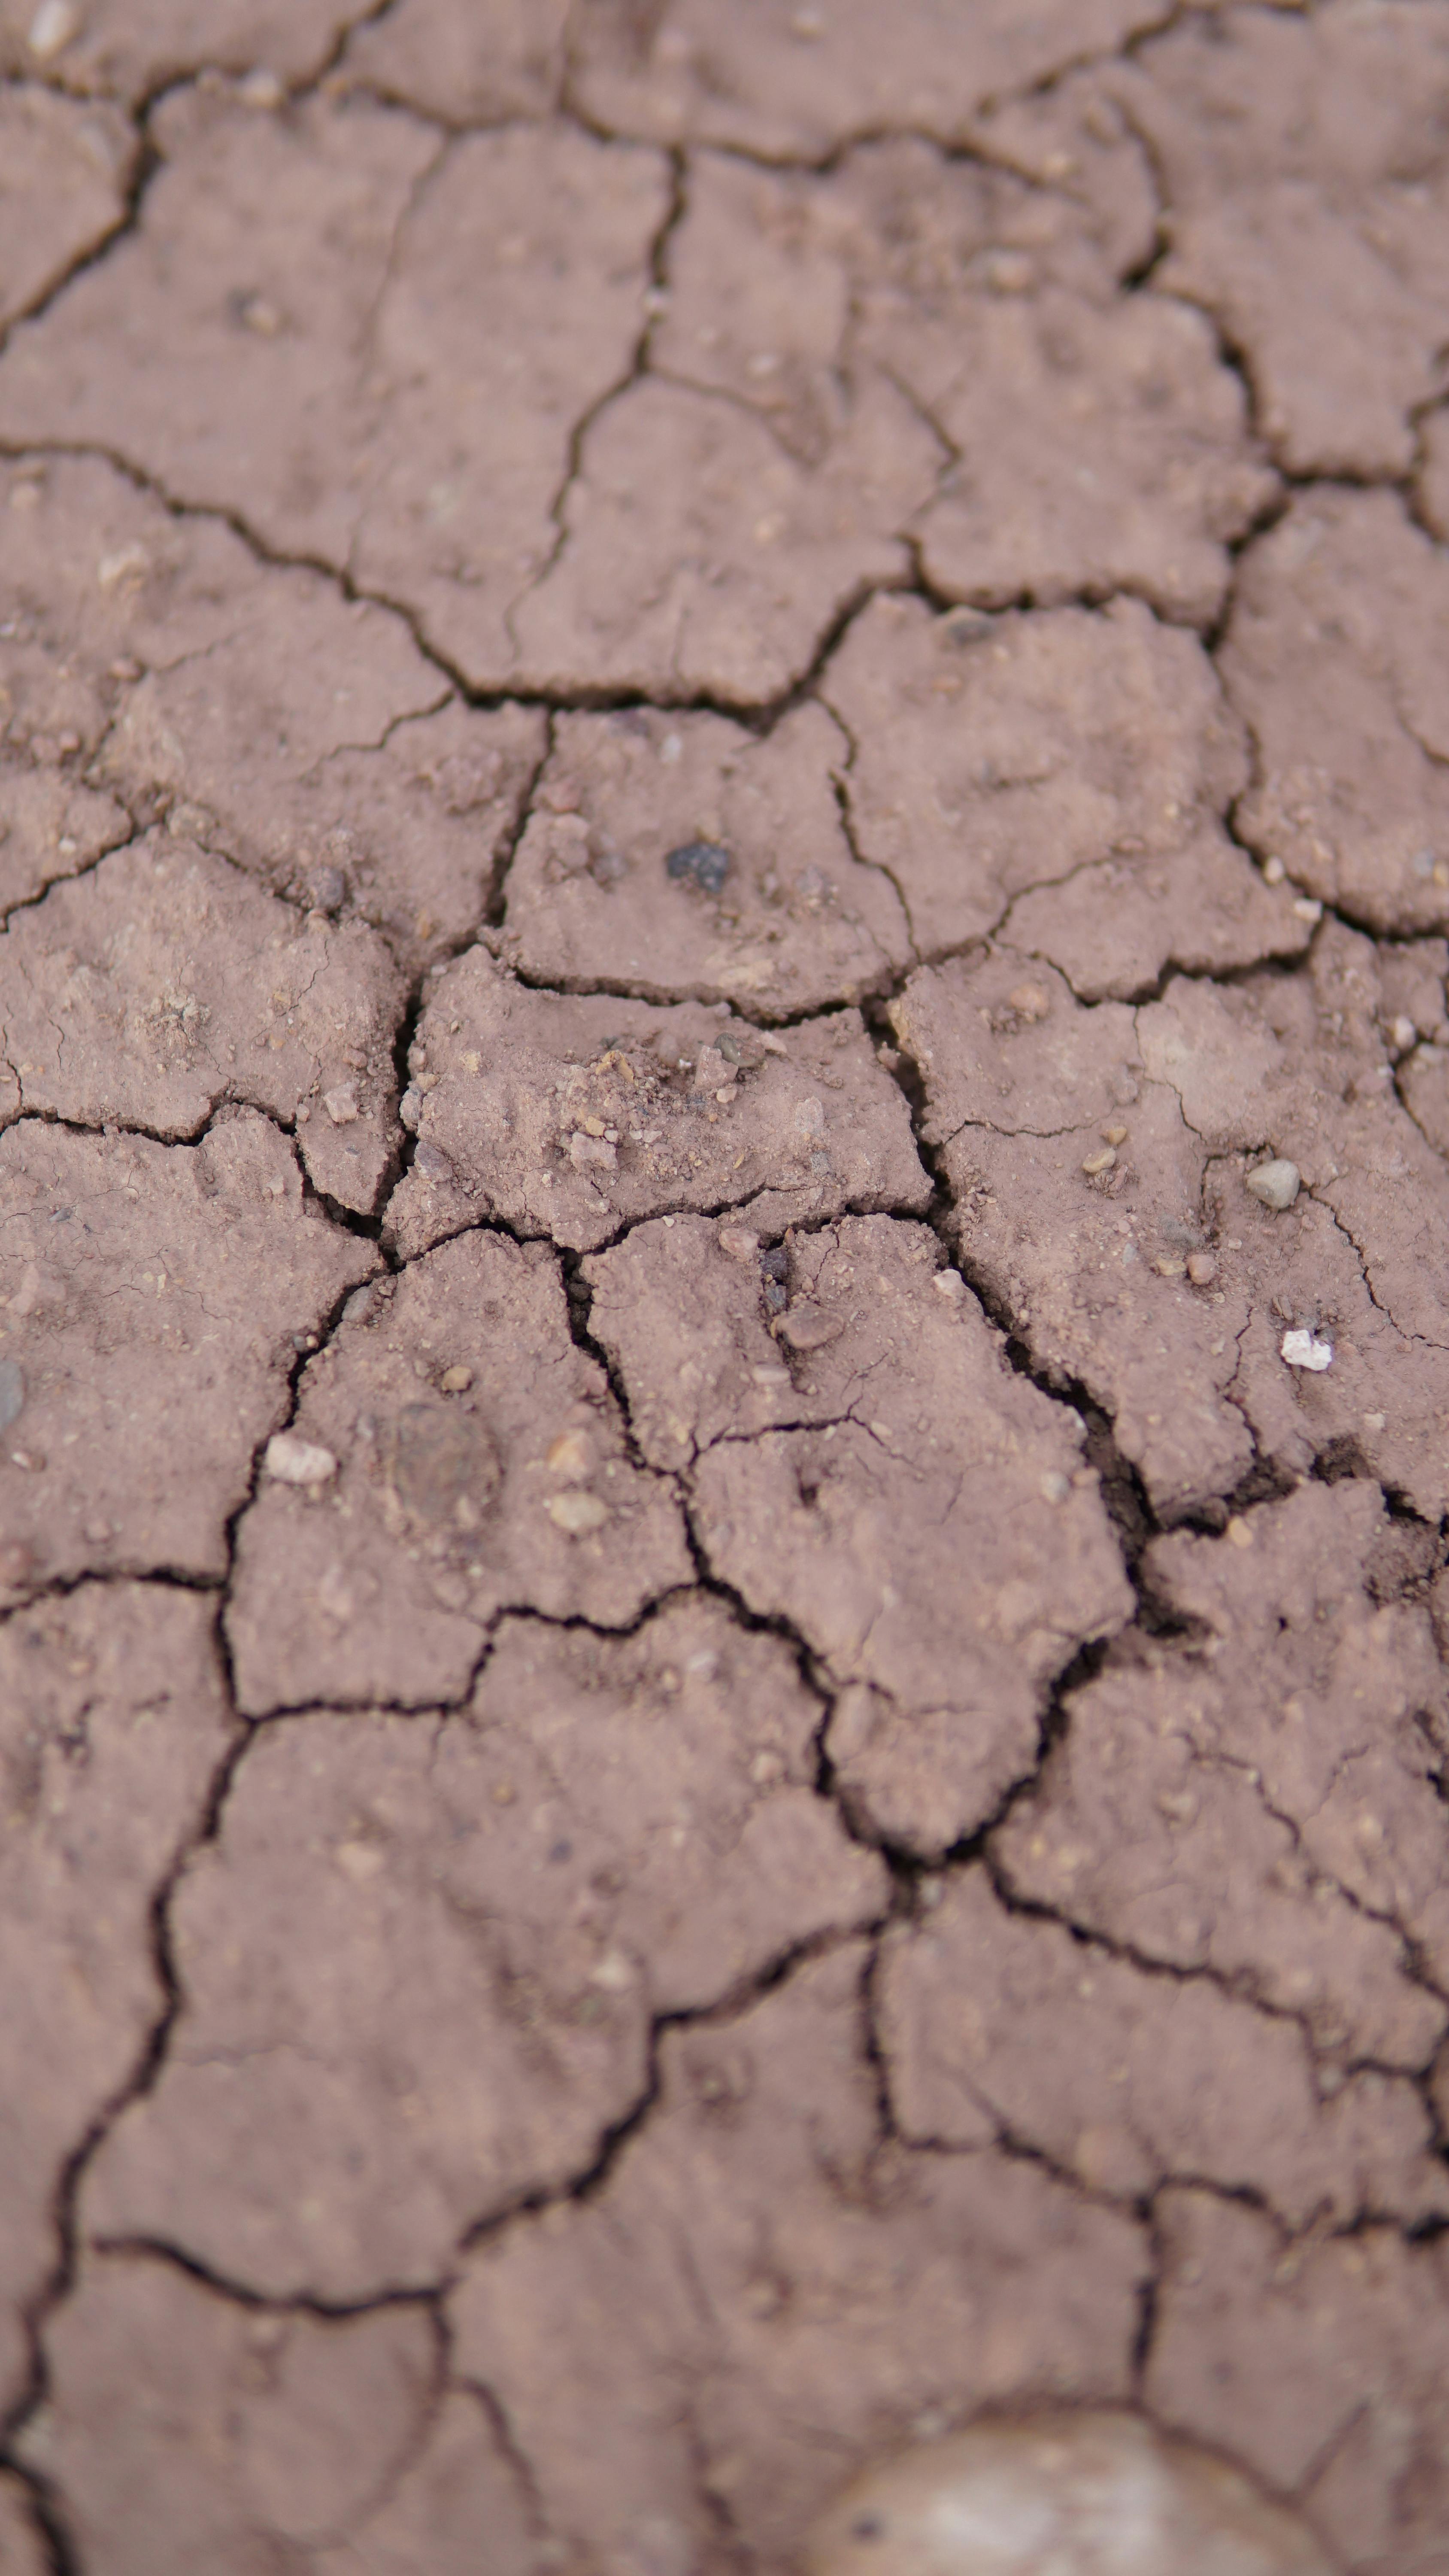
[385,948,926,1258]
[226,1230,689,1713]
[586,1214,1133,1856]
[449,1948,1147,2570]
[804,2413,1334,2576]
[87,1603,887,2297]
[0,1114,372,1596]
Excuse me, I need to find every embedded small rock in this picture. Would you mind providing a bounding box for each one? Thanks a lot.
[261,1434,337,1488]
[803,2412,1334,2575]
[1280,1328,1333,1373]
[1245,1158,1300,1212]
[665,838,731,896]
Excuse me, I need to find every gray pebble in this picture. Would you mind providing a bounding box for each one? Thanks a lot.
[665,840,731,896]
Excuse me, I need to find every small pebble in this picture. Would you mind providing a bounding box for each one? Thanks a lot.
[440,1364,473,1394]
[718,1227,760,1263]
[546,1427,593,1482]
[776,1303,843,1352]
[323,1083,360,1126]
[1100,1124,1128,1146]
[665,840,731,896]
[1186,1251,1218,1285]
[546,1490,610,1535]
[28,0,79,58]
[1281,1326,1333,1371]
[1262,854,1286,885]
[1080,1146,1116,1177]
[1245,1157,1300,1211]
[263,1433,337,1488]
[931,1272,965,1301]
[804,2411,1332,2575]
[1007,982,1049,1021]
[1226,1516,1255,1549]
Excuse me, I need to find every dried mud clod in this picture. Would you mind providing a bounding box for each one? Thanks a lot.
[3,5,1449,2571]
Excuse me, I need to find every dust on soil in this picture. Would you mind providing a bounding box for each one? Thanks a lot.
[2,4,1449,2571]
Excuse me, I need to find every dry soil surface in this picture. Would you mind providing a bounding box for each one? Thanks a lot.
[2,4,1449,2572]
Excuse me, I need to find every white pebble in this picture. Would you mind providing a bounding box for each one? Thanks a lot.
[1246,1157,1300,1211]
[263,1432,338,1486]
[28,0,79,59]
[1281,1327,1333,1372]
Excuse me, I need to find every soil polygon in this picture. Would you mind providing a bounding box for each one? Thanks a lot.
[652,138,1274,631]
[1111,1,1449,477]
[7,5,1449,2567]
[0,454,542,972]
[340,0,570,124]
[0,85,133,331]
[0,1113,372,1600]
[892,927,1449,1521]
[0,1584,233,2416]
[500,704,912,1016]
[822,592,1307,986]
[1222,490,1449,937]
[586,1212,1134,1856]
[879,1866,1448,2228]
[568,0,1172,159]
[386,951,928,1258]
[85,1602,886,2299]
[21,2257,537,2576]
[0,1,376,103]
[0,833,405,1211]
[225,1227,690,1712]
[1148,2192,1449,2572]
[994,1481,1449,2071]
[448,1947,1148,2572]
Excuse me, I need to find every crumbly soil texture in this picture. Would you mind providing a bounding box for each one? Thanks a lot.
[3,3,1449,2570]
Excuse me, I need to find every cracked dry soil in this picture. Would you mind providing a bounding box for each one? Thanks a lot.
[3,1,1449,2570]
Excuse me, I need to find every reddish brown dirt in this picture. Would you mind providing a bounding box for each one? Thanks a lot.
[2,4,1449,2571]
